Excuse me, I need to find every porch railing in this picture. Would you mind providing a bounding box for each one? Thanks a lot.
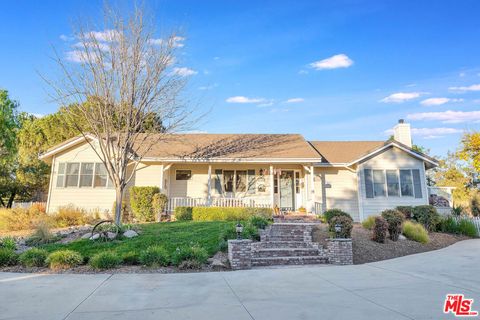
[166,197,271,212]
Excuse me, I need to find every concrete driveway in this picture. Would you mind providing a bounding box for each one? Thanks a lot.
[1,239,479,320]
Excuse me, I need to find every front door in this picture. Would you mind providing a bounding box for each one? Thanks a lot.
[279,170,295,211]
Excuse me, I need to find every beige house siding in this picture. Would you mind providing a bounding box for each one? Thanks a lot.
[357,147,429,220]
[47,142,116,214]
[314,167,360,221]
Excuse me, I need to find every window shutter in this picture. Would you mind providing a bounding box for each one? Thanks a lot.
[364,169,374,198]
[214,170,223,194]
[412,169,423,198]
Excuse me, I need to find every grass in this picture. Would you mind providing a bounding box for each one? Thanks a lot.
[402,221,429,244]
[41,221,235,260]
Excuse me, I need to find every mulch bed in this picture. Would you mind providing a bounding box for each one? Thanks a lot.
[312,224,469,264]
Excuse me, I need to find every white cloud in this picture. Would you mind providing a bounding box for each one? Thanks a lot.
[258,101,274,107]
[459,72,466,77]
[74,41,110,52]
[309,54,353,70]
[65,50,86,63]
[285,98,304,103]
[198,83,218,90]
[448,84,480,92]
[172,67,197,77]
[148,36,185,48]
[407,110,480,123]
[85,30,119,42]
[420,97,463,106]
[226,96,266,104]
[380,92,422,103]
[411,127,463,139]
[32,113,45,118]
[59,34,74,41]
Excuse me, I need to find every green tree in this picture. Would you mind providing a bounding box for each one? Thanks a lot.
[459,132,480,174]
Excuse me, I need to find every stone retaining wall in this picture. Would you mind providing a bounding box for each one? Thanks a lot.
[326,238,353,265]
[228,239,252,270]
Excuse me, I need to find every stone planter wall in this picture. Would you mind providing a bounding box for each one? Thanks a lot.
[228,239,252,270]
[326,238,353,265]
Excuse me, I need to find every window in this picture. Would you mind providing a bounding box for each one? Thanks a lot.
[236,171,247,192]
[400,170,414,196]
[56,163,66,187]
[79,163,94,187]
[373,170,386,197]
[214,169,223,194]
[247,170,255,194]
[94,163,108,187]
[223,170,234,192]
[65,163,80,187]
[176,170,192,180]
[386,170,400,196]
[274,173,278,194]
[365,168,423,199]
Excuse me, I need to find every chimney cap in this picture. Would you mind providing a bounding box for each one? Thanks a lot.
[398,119,405,124]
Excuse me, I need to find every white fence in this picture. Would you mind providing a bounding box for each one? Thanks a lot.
[11,201,47,209]
[166,197,271,212]
[454,216,480,235]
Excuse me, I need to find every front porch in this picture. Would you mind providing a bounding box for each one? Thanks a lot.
[160,163,320,213]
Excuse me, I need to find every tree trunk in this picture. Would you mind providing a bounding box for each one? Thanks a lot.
[115,187,124,225]
[0,197,6,207]
[6,191,16,208]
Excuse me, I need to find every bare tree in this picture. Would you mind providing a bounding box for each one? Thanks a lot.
[45,5,193,224]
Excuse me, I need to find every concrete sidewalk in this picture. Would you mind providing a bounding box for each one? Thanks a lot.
[1,239,479,320]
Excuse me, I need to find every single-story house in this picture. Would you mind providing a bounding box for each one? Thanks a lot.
[39,120,438,222]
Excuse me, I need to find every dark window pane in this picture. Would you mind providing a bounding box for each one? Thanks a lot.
[224,171,234,192]
[364,169,373,198]
[247,170,255,194]
[412,169,422,198]
[94,163,108,187]
[79,175,93,187]
[373,170,386,197]
[176,170,191,180]
[56,175,64,188]
[214,169,223,194]
[66,175,79,187]
[295,172,300,194]
[81,163,94,175]
[58,163,66,174]
[400,170,413,196]
[66,163,79,174]
[65,163,79,187]
[236,170,247,192]
[386,170,399,196]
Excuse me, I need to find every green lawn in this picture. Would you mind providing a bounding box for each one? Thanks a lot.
[41,221,236,259]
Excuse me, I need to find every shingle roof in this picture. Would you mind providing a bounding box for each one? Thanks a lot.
[138,133,320,159]
[309,141,387,164]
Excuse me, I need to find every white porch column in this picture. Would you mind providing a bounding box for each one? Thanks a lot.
[207,164,212,206]
[310,165,315,213]
[159,164,164,193]
[270,165,274,208]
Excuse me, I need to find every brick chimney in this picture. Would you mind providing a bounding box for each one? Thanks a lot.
[393,119,412,148]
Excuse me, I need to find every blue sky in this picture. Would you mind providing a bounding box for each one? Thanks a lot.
[1,0,480,157]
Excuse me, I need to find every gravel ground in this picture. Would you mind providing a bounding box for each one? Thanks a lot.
[312,224,469,264]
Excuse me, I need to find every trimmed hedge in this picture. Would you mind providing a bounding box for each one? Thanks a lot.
[129,186,160,222]
[329,215,353,238]
[175,207,193,221]
[323,209,352,223]
[381,209,405,241]
[396,206,414,219]
[192,207,273,221]
[372,216,388,243]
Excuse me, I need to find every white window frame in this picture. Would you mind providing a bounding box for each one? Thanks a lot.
[56,161,111,189]
[365,168,420,199]
[216,169,256,195]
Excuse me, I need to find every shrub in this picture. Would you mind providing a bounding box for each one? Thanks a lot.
[470,193,480,217]
[175,207,193,221]
[0,207,45,231]
[0,236,17,251]
[122,251,140,265]
[412,205,440,231]
[89,251,122,269]
[178,259,203,270]
[372,216,388,243]
[248,215,270,229]
[129,186,160,222]
[396,206,414,219]
[451,205,465,217]
[31,202,47,213]
[46,250,83,270]
[323,209,352,223]
[25,221,58,246]
[54,205,95,227]
[457,219,478,237]
[402,221,429,244]
[152,193,168,216]
[19,248,48,267]
[381,209,405,241]
[361,215,377,230]
[328,215,353,238]
[192,207,273,221]
[172,245,208,266]
[0,248,18,266]
[438,216,458,234]
[139,245,170,267]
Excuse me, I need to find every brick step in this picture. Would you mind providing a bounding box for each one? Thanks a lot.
[252,248,320,258]
[263,236,306,242]
[251,256,329,267]
[254,241,315,249]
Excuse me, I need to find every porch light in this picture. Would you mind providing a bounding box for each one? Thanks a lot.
[236,222,244,240]
[334,223,342,238]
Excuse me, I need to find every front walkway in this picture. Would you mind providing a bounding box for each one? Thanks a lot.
[1,240,479,320]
